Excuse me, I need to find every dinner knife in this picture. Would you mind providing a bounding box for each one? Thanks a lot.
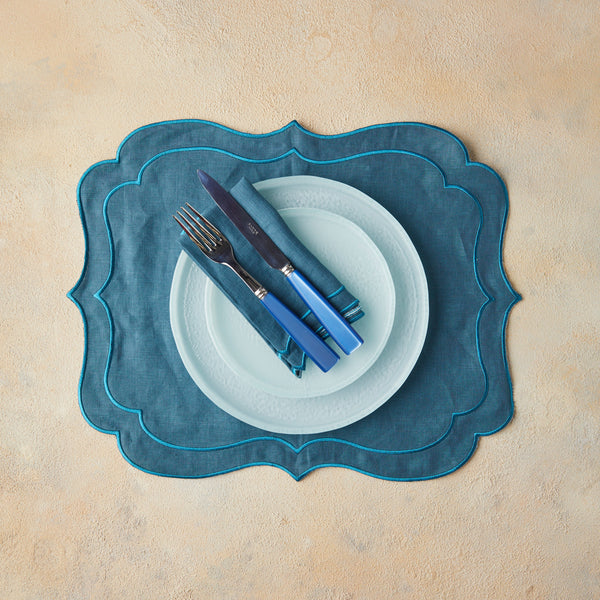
[197,169,364,355]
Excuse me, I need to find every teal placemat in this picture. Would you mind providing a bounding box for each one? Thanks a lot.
[68,120,520,480]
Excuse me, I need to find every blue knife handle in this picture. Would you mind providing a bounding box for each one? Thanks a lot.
[286,270,363,355]
[261,292,339,373]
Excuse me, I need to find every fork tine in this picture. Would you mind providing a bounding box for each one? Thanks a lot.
[184,202,204,221]
[185,203,223,241]
[173,214,197,244]
[179,209,212,247]
[174,211,212,252]
[180,207,220,248]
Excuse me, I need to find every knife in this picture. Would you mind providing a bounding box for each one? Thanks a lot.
[197,169,363,355]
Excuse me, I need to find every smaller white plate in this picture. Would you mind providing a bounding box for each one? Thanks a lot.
[204,207,396,398]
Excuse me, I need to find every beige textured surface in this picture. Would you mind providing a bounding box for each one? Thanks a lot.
[1,0,599,597]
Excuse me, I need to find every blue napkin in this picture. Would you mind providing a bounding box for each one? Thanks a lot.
[68,120,520,480]
[178,177,363,376]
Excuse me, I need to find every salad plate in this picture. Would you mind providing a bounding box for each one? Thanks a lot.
[198,206,394,397]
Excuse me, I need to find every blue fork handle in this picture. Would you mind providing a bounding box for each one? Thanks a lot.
[285,270,363,355]
[261,292,339,373]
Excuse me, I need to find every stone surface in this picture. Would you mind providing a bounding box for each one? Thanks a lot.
[1,0,598,598]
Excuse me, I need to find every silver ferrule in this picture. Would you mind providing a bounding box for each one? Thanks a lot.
[281,263,295,277]
[254,286,268,300]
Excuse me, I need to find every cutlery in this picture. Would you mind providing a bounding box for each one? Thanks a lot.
[174,205,340,373]
[197,169,363,355]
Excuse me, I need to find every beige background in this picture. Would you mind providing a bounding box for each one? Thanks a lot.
[1,0,599,598]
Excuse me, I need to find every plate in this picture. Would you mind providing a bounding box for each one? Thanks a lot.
[170,176,429,434]
[204,207,396,398]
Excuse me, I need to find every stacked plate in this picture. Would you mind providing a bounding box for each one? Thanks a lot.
[170,176,429,433]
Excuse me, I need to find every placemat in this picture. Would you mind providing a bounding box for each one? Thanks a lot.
[68,120,520,480]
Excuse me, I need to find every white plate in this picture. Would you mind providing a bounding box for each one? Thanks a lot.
[204,207,395,398]
[170,176,429,434]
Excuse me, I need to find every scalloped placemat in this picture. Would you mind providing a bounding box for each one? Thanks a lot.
[68,120,520,480]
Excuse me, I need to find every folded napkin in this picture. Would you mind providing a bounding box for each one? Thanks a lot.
[178,177,364,376]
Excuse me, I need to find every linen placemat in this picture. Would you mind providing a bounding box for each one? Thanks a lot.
[68,120,520,480]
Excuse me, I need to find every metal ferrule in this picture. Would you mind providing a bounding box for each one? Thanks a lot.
[253,286,268,300]
[281,263,295,277]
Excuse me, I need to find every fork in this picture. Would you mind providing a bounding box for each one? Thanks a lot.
[174,204,339,373]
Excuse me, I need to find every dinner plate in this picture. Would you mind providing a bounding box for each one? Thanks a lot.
[170,176,429,434]
[204,207,395,398]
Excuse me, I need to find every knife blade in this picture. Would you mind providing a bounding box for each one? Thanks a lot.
[197,169,363,355]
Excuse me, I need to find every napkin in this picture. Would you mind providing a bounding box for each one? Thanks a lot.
[178,177,364,376]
